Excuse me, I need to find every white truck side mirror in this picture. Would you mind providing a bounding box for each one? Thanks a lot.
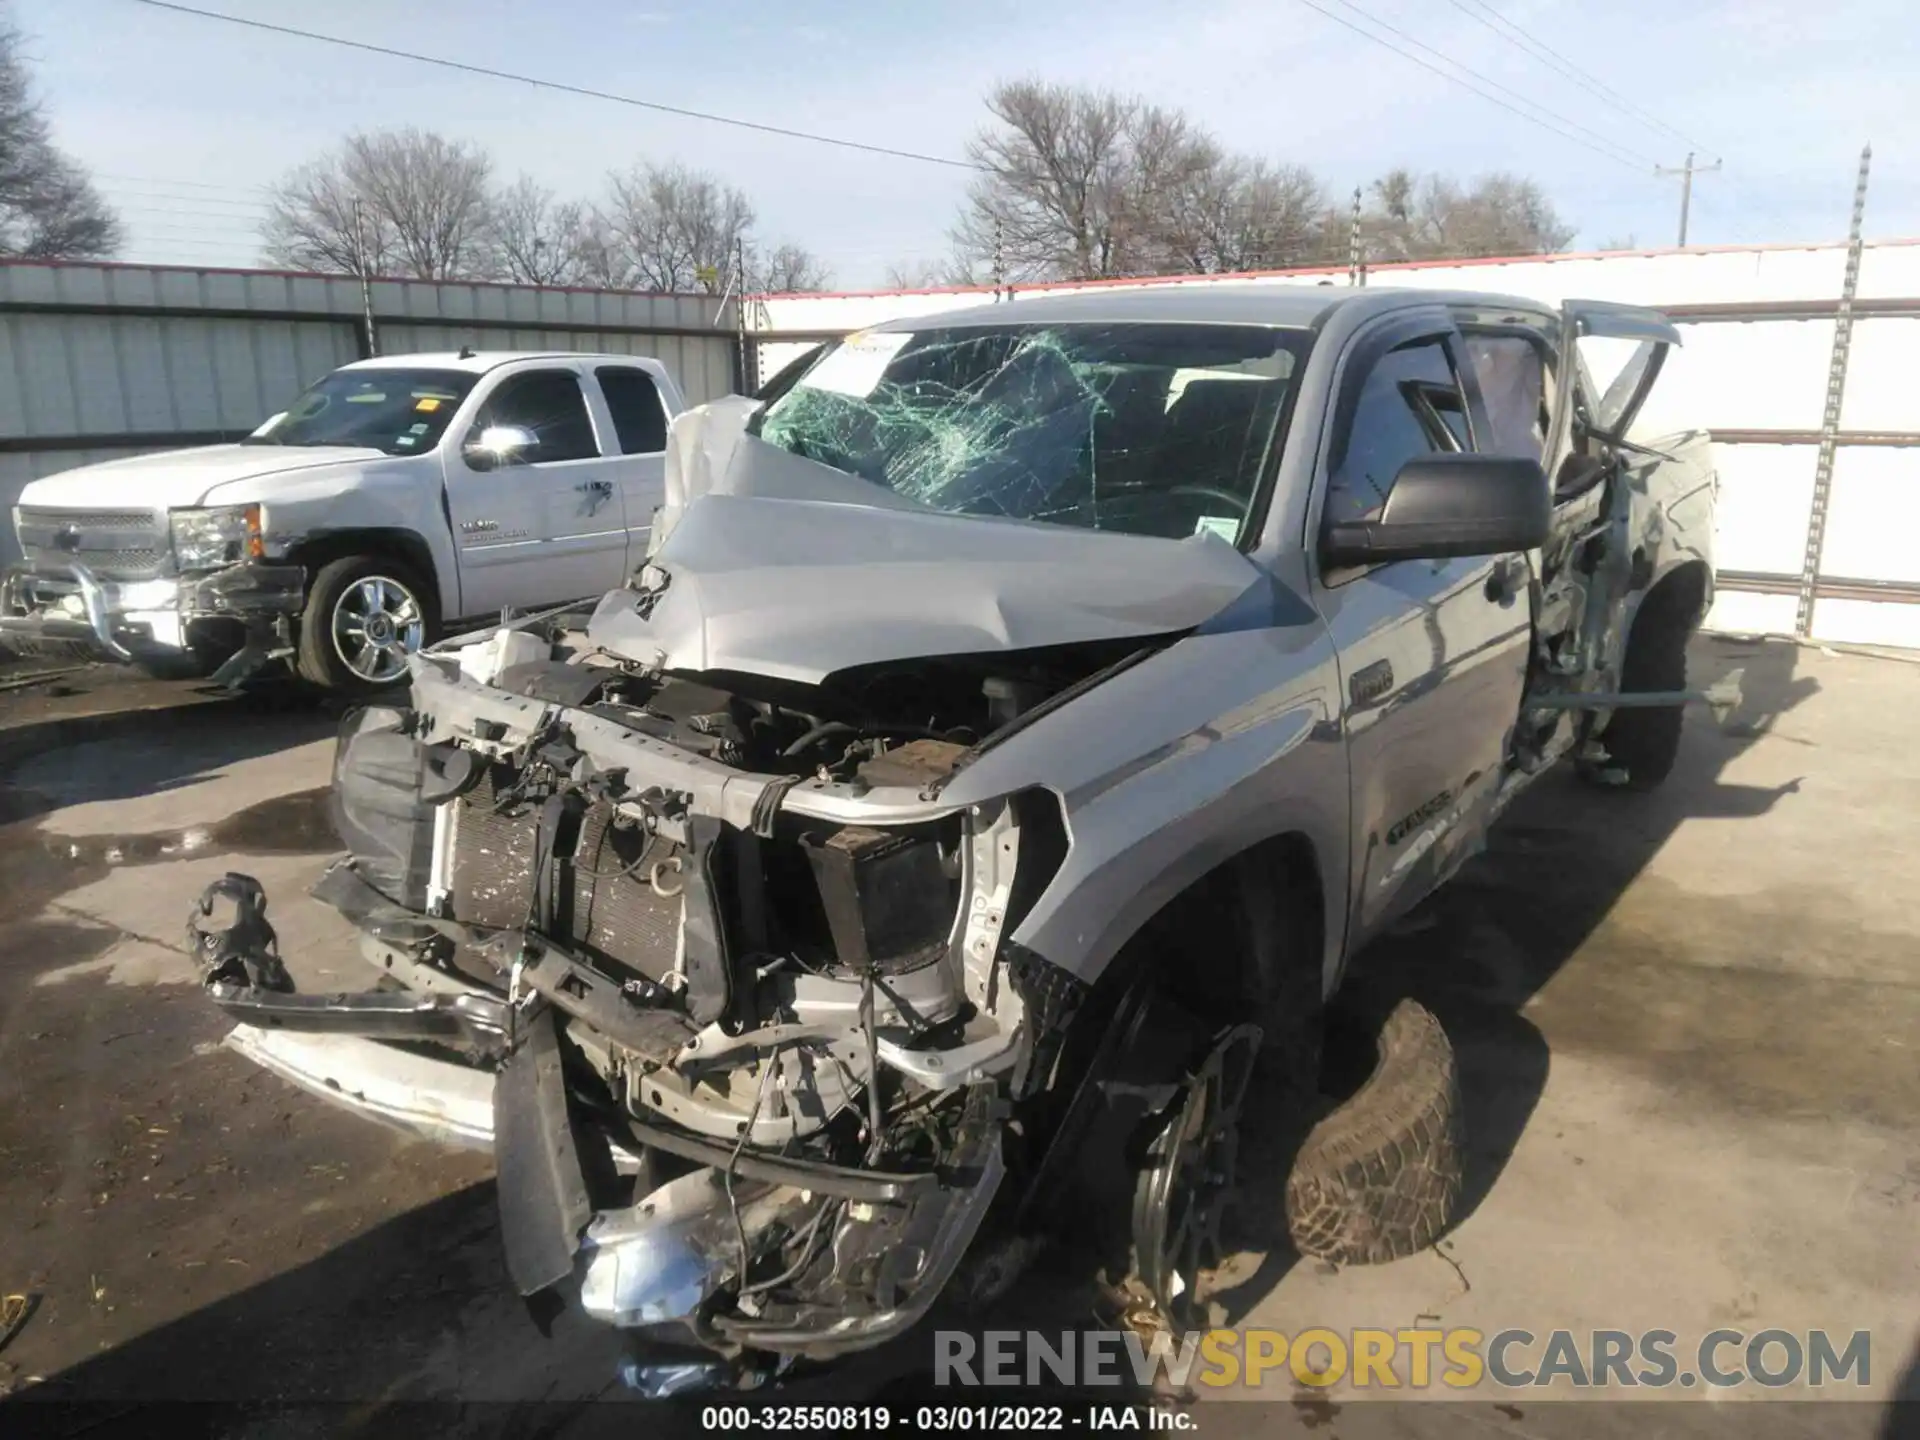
[465,424,538,471]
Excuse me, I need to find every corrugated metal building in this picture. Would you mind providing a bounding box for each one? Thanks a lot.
[749,239,1920,650]
[5,246,1916,650]
[0,259,739,566]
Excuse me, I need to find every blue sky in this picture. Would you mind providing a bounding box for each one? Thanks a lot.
[9,0,1916,288]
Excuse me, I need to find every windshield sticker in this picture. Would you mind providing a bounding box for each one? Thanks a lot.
[408,422,430,435]
[1193,515,1240,542]
[800,330,913,398]
[345,391,387,403]
[415,396,443,412]
[395,435,418,446]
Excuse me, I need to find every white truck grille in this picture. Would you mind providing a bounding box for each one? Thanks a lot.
[16,507,168,580]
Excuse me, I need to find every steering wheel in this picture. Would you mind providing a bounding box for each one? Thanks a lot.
[1168,483,1248,512]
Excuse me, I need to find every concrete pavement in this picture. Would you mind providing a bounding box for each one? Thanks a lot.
[0,639,1913,1435]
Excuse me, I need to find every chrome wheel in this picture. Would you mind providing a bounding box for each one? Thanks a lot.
[330,574,424,684]
[1130,1023,1262,1327]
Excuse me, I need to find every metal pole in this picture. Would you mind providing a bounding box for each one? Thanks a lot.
[1348,187,1363,286]
[734,237,757,395]
[992,217,1006,301]
[352,198,379,357]
[1795,143,1873,637]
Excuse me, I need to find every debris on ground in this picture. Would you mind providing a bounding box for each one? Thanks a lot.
[0,1292,37,1356]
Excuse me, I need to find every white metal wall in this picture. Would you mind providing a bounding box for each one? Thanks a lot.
[0,260,740,567]
[751,239,1920,650]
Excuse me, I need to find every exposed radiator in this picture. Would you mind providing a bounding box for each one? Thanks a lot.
[447,769,682,983]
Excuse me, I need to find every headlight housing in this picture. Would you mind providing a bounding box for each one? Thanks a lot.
[169,504,263,571]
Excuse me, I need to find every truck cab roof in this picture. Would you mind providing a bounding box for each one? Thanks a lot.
[340,351,671,375]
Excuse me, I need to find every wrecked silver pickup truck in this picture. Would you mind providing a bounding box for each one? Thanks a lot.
[188,286,1717,1389]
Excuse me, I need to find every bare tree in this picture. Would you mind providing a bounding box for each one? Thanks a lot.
[0,12,120,258]
[1361,168,1575,261]
[262,128,493,279]
[567,209,635,290]
[261,158,389,275]
[750,241,831,293]
[486,175,590,285]
[954,80,1215,281]
[883,258,963,289]
[1156,156,1338,273]
[600,161,754,293]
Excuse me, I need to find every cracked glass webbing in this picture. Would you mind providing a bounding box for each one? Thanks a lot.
[752,323,1310,543]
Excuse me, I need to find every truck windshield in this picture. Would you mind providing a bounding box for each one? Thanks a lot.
[750,322,1309,544]
[744,324,1305,545]
[244,368,478,454]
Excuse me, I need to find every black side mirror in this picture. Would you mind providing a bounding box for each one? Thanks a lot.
[1323,453,1550,567]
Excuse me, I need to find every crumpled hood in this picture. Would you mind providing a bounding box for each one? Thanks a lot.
[589,406,1262,685]
[17,444,386,511]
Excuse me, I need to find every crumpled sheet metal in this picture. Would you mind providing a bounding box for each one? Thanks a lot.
[597,407,1262,686]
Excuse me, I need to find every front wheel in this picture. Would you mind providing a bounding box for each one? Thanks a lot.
[1583,609,1689,791]
[296,556,433,693]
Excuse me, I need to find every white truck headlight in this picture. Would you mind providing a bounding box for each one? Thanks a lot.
[169,504,263,571]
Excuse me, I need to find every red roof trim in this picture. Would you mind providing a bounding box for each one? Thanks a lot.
[750,236,1920,302]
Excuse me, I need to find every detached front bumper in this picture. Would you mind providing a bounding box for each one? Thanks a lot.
[195,868,1008,1368]
[0,559,304,662]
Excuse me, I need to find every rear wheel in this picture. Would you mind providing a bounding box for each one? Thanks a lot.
[296,555,432,693]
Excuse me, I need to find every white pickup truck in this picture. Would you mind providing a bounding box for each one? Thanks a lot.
[2,350,687,691]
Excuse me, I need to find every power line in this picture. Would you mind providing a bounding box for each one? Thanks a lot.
[96,170,270,196]
[1296,0,1654,170]
[1427,1,1807,245]
[104,204,269,226]
[1439,0,1716,159]
[100,192,270,215]
[124,0,980,172]
[122,222,260,239]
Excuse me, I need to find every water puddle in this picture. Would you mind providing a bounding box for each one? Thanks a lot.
[0,785,341,927]
[14,787,338,872]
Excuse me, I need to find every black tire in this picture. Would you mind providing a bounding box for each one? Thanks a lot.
[295,555,435,694]
[1245,877,1325,1103]
[1285,998,1463,1266]
[1587,609,1688,791]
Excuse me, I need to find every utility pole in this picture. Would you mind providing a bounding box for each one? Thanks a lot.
[1795,143,1873,638]
[351,198,379,357]
[1347,187,1365,287]
[1654,151,1722,247]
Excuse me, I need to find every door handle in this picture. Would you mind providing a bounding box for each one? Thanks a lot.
[1485,554,1528,603]
[578,479,613,496]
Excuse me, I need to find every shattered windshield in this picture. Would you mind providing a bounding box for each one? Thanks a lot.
[244,368,477,455]
[751,322,1310,543]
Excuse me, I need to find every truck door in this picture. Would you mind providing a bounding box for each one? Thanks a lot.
[1554,299,1682,447]
[1313,318,1535,951]
[445,366,630,619]
[588,364,673,573]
